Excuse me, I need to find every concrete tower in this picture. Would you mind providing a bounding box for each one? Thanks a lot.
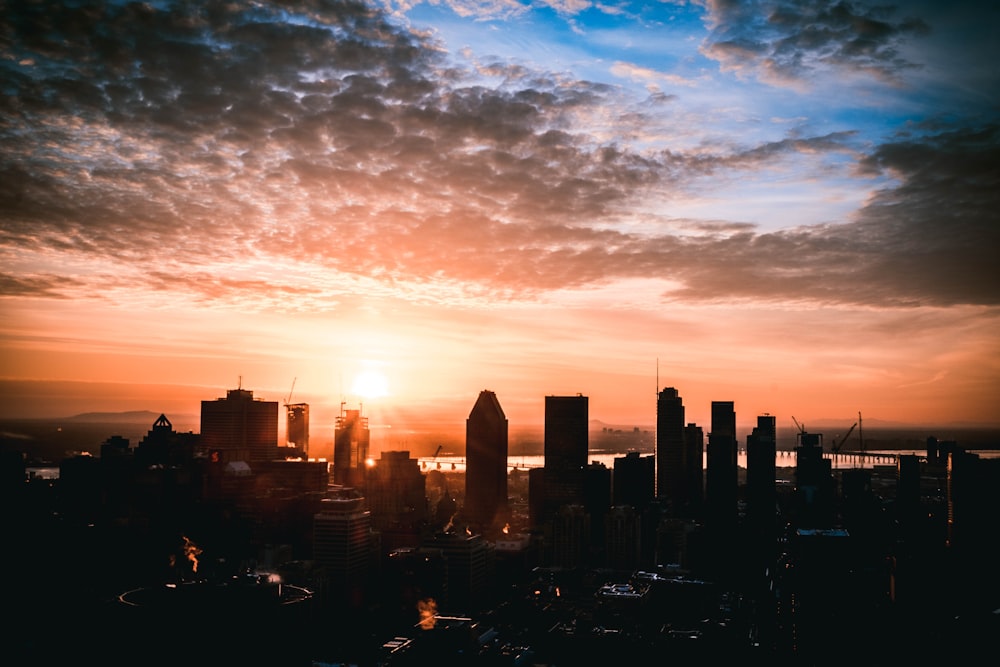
[200,387,279,463]
[465,390,509,534]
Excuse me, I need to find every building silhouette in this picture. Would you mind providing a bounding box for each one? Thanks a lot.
[705,401,738,531]
[540,394,589,524]
[200,387,279,463]
[366,450,428,552]
[683,422,705,517]
[313,489,373,609]
[746,413,777,536]
[285,402,309,457]
[334,403,370,487]
[464,390,509,534]
[794,431,833,528]
[613,451,654,511]
[420,531,495,614]
[656,387,685,506]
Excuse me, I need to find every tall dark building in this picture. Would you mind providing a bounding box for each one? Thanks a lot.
[683,422,705,516]
[367,450,427,551]
[541,395,589,523]
[613,451,654,511]
[746,413,777,534]
[544,395,588,471]
[200,387,279,463]
[465,390,509,533]
[794,431,833,528]
[705,400,738,530]
[334,403,370,487]
[656,387,685,506]
[285,402,309,457]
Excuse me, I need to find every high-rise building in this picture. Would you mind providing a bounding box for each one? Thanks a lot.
[541,395,589,523]
[794,431,833,528]
[544,395,588,471]
[421,531,495,613]
[683,422,705,515]
[285,402,309,457]
[200,387,279,463]
[706,401,738,531]
[334,403,370,487]
[313,490,372,608]
[746,414,777,534]
[366,450,427,551]
[656,387,685,505]
[613,451,654,511]
[464,390,509,533]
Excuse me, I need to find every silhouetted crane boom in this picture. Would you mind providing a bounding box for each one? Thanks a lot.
[792,416,805,433]
[831,422,857,453]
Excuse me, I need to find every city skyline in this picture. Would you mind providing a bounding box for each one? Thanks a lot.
[2,1,998,431]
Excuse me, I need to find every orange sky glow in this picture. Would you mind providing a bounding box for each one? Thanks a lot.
[1,1,998,438]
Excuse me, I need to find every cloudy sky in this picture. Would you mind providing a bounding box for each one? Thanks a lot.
[1,0,998,437]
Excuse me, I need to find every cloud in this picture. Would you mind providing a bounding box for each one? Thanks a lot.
[1,1,996,314]
[695,0,930,87]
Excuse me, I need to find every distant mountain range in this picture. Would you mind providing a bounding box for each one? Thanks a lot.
[64,410,199,424]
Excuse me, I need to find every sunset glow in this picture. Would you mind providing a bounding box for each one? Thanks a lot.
[0,1,997,433]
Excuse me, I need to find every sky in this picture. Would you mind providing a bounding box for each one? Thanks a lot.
[1,0,998,437]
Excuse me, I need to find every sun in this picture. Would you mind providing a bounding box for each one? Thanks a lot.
[351,368,389,399]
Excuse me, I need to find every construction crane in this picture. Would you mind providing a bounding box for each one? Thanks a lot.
[284,377,297,406]
[858,411,865,453]
[792,416,805,434]
[830,422,857,453]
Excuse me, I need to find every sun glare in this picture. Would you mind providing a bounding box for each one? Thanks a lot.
[351,368,389,399]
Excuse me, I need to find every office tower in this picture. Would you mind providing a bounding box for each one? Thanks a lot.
[464,390,509,533]
[550,503,589,569]
[946,451,1000,611]
[366,450,428,551]
[544,394,589,471]
[656,387,685,505]
[585,461,612,561]
[421,531,495,613]
[746,414,777,535]
[285,402,309,456]
[613,451,654,511]
[334,403,370,487]
[605,504,643,571]
[706,401,738,531]
[794,431,833,528]
[313,490,372,608]
[541,395,589,522]
[200,387,279,463]
[683,422,705,515]
[135,413,199,467]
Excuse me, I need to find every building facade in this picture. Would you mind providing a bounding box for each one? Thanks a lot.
[464,390,509,533]
[656,387,685,505]
[541,395,589,524]
[200,387,279,463]
[334,404,370,487]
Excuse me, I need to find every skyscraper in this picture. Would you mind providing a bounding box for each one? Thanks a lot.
[541,394,589,523]
[656,387,685,505]
[613,451,654,511]
[706,400,738,530]
[746,414,777,535]
[313,490,372,608]
[465,390,509,533]
[334,403,370,487]
[200,387,279,462]
[683,422,705,515]
[285,402,309,457]
[366,450,427,551]
[544,395,588,471]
